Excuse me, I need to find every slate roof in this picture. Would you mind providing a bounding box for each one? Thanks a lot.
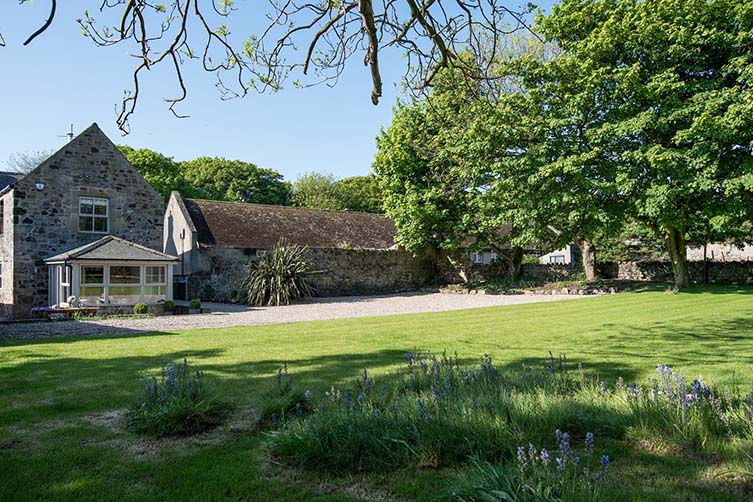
[45,235,178,263]
[183,198,398,250]
[0,171,23,192]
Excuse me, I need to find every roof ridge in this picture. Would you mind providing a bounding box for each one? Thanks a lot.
[185,197,387,217]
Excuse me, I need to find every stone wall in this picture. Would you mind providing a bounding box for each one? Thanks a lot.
[442,256,753,286]
[187,245,434,303]
[0,190,14,319]
[603,260,753,284]
[6,124,165,319]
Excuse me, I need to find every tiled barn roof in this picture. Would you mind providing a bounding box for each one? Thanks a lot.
[183,198,398,250]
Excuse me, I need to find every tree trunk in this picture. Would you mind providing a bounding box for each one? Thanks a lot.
[494,245,524,281]
[665,226,690,291]
[575,239,598,282]
[509,246,524,281]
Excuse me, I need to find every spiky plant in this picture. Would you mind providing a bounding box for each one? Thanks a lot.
[244,241,315,306]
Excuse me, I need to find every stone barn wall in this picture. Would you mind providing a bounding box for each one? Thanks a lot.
[187,246,434,303]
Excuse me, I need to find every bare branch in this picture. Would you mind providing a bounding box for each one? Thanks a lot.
[22,0,57,46]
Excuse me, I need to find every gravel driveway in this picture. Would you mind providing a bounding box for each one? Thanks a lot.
[0,292,585,339]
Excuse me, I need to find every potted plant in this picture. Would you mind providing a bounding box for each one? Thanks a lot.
[162,300,176,316]
[188,298,201,314]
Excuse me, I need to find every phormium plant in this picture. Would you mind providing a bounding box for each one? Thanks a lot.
[244,240,315,306]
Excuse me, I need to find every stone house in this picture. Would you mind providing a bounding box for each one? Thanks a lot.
[0,124,175,320]
[163,192,434,302]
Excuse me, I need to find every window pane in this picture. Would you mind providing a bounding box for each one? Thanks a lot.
[93,200,107,215]
[79,286,104,305]
[80,199,93,214]
[79,216,93,232]
[146,266,165,284]
[82,266,104,284]
[110,266,140,284]
[109,285,141,305]
[143,285,166,303]
[93,216,108,232]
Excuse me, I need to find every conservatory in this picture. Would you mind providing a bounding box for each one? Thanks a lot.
[44,235,178,308]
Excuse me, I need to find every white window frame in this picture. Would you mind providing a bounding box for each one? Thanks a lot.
[75,263,172,306]
[470,251,484,264]
[79,197,110,234]
[80,265,106,305]
[549,255,565,265]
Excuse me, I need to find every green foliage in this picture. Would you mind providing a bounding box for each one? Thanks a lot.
[133,303,148,315]
[119,146,291,205]
[291,172,340,209]
[180,157,291,205]
[126,360,231,437]
[162,300,176,313]
[243,242,314,306]
[188,298,201,310]
[118,146,188,200]
[333,175,384,213]
[291,172,384,213]
[529,0,753,288]
[255,362,315,429]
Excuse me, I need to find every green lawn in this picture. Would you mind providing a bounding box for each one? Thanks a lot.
[2,285,753,501]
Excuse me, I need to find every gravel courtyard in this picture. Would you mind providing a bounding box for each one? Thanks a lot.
[0,292,585,339]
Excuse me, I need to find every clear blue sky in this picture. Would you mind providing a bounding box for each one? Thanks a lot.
[0,1,554,180]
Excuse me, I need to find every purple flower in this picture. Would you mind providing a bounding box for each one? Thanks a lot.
[540,448,550,466]
[585,432,594,453]
[556,457,565,473]
[517,446,527,466]
[528,443,538,462]
[600,455,610,469]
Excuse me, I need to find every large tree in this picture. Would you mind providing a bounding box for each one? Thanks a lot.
[535,0,753,290]
[118,146,188,199]
[291,172,340,210]
[334,175,384,213]
[374,72,534,278]
[9,1,535,133]
[181,157,291,205]
[291,172,384,212]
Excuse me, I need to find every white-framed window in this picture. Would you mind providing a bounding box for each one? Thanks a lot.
[549,255,565,264]
[77,264,169,306]
[60,265,71,301]
[108,265,142,304]
[144,265,167,303]
[79,197,109,233]
[470,251,484,264]
[80,266,105,305]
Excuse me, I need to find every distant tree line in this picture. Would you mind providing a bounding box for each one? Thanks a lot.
[116,146,384,214]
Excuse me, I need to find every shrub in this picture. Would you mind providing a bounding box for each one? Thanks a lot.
[244,240,314,306]
[133,303,148,315]
[188,298,201,310]
[162,300,176,313]
[267,350,753,480]
[255,362,315,429]
[127,359,231,437]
